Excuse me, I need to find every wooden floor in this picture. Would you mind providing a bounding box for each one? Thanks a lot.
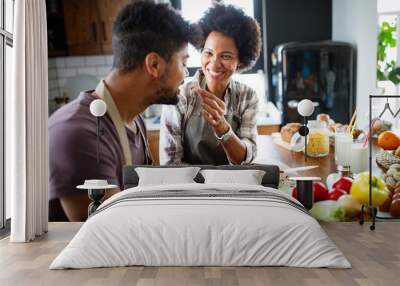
[0,222,399,286]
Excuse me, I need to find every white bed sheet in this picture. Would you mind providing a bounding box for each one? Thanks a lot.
[50,183,350,269]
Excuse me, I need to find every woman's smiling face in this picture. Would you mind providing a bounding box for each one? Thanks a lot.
[201,31,239,87]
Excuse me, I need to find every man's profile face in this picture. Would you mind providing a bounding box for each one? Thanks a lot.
[153,44,189,105]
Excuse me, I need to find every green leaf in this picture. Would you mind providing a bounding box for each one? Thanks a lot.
[377,69,386,81]
[388,68,400,85]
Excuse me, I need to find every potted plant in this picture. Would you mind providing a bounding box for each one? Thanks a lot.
[377,21,400,85]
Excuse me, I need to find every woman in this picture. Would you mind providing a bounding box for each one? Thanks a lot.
[160,4,261,165]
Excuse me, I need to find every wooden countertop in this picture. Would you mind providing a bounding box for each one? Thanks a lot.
[255,135,381,183]
[255,135,336,182]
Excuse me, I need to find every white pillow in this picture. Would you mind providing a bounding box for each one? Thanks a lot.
[200,169,266,185]
[135,167,200,186]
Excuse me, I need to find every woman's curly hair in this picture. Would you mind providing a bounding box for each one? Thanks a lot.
[192,4,262,72]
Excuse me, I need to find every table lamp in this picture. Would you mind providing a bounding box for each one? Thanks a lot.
[89,99,107,163]
[297,99,315,160]
[79,99,110,216]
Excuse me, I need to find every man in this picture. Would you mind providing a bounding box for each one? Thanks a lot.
[49,1,191,221]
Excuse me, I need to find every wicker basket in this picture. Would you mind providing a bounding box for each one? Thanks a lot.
[376,150,400,171]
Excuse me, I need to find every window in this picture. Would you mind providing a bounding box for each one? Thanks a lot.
[1,0,14,230]
[376,1,400,125]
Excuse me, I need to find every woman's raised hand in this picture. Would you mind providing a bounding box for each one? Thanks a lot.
[196,88,230,136]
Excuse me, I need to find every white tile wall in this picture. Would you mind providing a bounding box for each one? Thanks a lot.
[48,55,267,118]
[48,55,114,107]
[48,58,56,68]
[65,56,85,67]
[48,68,58,80]
[85,55,106,66]
[48,79,58,89]
[106,55,114,65]
[57,78,67,88]
[58,68,77,78]
[96,66,110,78]
[77,67,97,75]
[55,57,65,68]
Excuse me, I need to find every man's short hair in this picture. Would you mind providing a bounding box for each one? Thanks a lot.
[112,1,191,72]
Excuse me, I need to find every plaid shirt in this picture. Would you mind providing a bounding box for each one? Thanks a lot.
[159,70,259,165]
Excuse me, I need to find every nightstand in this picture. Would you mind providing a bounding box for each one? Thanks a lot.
[77,180,118,216]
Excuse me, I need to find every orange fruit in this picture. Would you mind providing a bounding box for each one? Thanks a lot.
[377,131,400,150]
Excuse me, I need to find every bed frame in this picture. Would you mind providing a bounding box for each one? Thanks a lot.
[122,164,280,189]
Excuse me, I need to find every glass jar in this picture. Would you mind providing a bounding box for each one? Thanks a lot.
[306,120,330,157]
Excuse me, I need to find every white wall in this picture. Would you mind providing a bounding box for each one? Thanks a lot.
[332,0,378,127]
[378,0,400,13]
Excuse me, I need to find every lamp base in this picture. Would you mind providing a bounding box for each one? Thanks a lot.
[87,189,106,216]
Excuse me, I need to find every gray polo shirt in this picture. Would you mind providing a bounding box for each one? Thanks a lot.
[49,91,148,220]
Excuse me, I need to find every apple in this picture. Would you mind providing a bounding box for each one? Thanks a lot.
[350,172,390,207]
[313,181,329,201]
[332,177,353,193]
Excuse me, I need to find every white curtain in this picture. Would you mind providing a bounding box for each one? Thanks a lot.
[8,0,49,242]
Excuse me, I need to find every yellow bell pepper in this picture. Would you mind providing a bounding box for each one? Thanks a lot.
[350,172,390,207]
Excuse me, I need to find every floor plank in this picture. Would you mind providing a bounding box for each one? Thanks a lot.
[0,222,399,286]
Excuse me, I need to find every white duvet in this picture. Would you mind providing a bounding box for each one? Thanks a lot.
[50,183,351,269]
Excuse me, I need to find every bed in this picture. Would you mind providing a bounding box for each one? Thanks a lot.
[50,165,350,269]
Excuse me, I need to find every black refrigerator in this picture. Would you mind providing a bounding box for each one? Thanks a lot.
[271,41,355,125]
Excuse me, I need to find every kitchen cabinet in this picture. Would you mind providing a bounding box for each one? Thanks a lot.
[97,0,128,54]
[62,0,127,56]
[63,0,102,55]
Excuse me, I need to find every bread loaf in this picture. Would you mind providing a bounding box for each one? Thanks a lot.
[281,123,301,143]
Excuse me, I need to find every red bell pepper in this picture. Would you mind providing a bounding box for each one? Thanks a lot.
[332,177,353,193]
[313,181,329,202]
[328,188,347,200]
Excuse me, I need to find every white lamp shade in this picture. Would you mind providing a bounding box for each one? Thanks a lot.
[297,99,315,117]
[90,99,107,117]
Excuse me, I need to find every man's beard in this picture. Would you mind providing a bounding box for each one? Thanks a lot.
[152,86,179,105]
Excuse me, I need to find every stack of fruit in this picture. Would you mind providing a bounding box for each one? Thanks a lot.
[381,164,400,217]
[292,173,391,221]
[376,131,400,170]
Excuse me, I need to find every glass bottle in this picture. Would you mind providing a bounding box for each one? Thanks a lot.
[306,120,330,157]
